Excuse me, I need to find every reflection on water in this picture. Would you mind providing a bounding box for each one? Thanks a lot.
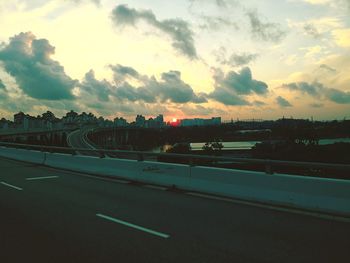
[151,138,350,153]
[190,141,261,150]
[152,141,260,152]
[319,138,350,145]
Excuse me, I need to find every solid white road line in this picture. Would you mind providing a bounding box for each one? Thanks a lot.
[144,185,168,191]
[187,192,350,223]
[96,213,170,239]
[1,181,23,191]
[26,176,59,181]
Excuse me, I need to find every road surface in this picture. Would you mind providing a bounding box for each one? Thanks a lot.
[67,128,100,157]
[0,157,349,263]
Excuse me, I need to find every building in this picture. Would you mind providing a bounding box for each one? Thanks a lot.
[0,118,10,130]
[180,117,221,127]
[146,114,165,128]
[114,117,128,127]
[135,115,146,127]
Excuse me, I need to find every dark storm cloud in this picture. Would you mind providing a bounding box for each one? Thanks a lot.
[246,10,286,43]
[325,88,350,104]
[115,82,156,103]
[158,71,208,103]
[283,82,320,97]
[228,53,258,67]
[111,5,197,59]
[276,96,292,107]
[216,67,268,95]
[209,89,249,105]
[110,64,141,79]
[0,79,5,90]
[209,67,268,105]
[0,32,76,100]
[110,65,207,104]
[79,70,112,102]
[303,23,321,38]
[283,81,350,104]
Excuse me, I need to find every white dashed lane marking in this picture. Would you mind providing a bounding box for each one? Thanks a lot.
[26,176,59,181]
[1,181,23,191]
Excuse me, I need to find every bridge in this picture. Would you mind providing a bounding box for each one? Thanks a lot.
[0,128,75,146]
[1,132,350,262]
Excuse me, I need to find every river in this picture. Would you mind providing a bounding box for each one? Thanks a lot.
[152,138,350,152]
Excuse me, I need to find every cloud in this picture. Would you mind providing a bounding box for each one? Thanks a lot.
[110,64,141,80]
[227,53,258,67]
[198,16,239,31]
[180,104,226,116]
[332,29,350,47]
[276,96,292,107]
[310,103,324,108]
[346,0,350,10]
[217,67,268,95]
[283,82,320,97]
[319,64,337,73]
[79,70,113,102]
[209,67,268,105]
[71,0,100,5]
[157,71,207,103]
[0,32,76,100]
[111,5,197,59]
[213,47,258,67]
[188,0,231,8]
[115,82,156,103]
[283,81,350,104]
[0,79,5,90]
[13,0,100,10]
[302,0,350,10]
[303,23,322,38]
[253,100,266,106]
[246,9,286,43]
[209,89,249,105]
[110,65,207,104]
[325,88,350,104]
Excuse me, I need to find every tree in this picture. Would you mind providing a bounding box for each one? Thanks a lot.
[202,139,223,155]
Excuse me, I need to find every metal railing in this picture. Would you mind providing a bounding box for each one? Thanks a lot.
[1,141,350,175]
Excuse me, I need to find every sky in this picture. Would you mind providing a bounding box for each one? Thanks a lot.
[0,0,349,121]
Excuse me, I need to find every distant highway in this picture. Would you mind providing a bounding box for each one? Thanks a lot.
[0,157,349,262]
[67,128,100,156]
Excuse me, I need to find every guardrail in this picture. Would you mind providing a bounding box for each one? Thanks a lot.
[1,141,350,175]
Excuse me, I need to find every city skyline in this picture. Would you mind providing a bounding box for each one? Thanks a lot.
[1,109,346,124]
[0,0,349,121]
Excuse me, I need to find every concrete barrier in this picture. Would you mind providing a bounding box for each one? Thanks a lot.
[45,153,191,187]
[189,166,350,216]
[1,147,350,216]
[138,161,190,188]
[45,153,140,181]
[0,146,46,164]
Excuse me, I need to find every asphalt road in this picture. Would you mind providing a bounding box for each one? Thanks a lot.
[67,128,100,157]
[1,157,349,263]
[67,128,153,161]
